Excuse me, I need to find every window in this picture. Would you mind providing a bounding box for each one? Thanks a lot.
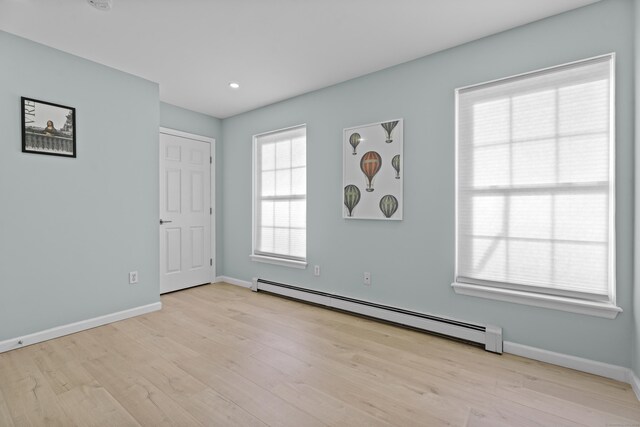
[453,54,620,318]
[252,125,307,268]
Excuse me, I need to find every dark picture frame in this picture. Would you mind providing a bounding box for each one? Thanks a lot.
[22,97,76,158]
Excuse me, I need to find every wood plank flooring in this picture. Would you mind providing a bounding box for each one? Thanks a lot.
[0,282,638,426]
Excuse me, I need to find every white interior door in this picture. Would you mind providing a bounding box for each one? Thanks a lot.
[159,131,212,294]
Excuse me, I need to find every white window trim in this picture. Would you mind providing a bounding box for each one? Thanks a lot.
[251,123,308,269]
[453,53,621,318]
[249,254,308,269]
[451,282,621,319]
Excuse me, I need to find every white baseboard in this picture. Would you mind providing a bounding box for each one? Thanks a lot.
[504,341,640,400]
[215,276,252,288]
[503,341,629,382]
[0,301,162,354]
[626,369,640,401]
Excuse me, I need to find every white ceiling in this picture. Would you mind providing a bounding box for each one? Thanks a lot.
[0,0,599,118]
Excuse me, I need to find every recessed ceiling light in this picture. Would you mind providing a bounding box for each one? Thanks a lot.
[229,82,240,89]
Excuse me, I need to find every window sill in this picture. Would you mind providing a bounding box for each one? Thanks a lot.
[250,254,307,269]
[451,282,622,319]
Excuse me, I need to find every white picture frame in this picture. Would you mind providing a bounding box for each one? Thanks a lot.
[343,119,403,220]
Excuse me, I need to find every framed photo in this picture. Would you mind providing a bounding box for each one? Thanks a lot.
[343,119,403,220]
[22,97,76,157]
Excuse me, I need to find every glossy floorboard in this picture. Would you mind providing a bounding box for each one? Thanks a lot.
[0,282,638,426]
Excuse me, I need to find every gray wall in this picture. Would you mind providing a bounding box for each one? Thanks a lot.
[0,31,160,340]
[634,0,640,375]
[220,0,635,367]
[160,102,222,140]
[159,102,224,278]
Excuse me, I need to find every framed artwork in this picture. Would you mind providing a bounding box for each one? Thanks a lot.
[22,97,76,157]
[343,119,403,220]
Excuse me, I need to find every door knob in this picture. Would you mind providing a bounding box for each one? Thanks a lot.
[159,219,172,225]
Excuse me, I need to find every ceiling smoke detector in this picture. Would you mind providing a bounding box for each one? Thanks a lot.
[87,0,113,11]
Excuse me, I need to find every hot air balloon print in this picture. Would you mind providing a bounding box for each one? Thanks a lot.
[343,185,361,217]
[360,151,382,192]
[391,154,400,179]
[379,195,399,218]
[381,120,399,143]
[349,132,361,155]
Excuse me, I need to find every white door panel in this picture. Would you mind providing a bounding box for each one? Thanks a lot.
[160,132,212,294]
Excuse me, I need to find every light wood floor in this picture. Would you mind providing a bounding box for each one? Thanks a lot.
[0,283,639,426]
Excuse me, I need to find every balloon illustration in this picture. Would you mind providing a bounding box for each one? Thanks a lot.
[381,120,399,143]
[343,185,361,217]
[391,154,400,179]
[379,195,399,218]
[360,151,382,192]
[349,133,361,155]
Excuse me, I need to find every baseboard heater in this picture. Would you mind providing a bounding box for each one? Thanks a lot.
[252,278,502,354]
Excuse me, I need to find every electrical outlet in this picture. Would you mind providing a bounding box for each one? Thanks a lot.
[314,265,320,276]
[363,272,371,286]
[129,271,138,284]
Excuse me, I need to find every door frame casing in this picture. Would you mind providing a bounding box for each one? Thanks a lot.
[159,127,216,288]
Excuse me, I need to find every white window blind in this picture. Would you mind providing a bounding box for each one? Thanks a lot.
[253,125,306,262]
[455,55,614,302]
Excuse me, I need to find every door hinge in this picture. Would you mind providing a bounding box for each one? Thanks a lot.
[210,258,213,266]
[210,156,213,164]
[210,207,212,215]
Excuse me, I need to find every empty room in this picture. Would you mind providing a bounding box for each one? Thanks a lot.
[2,0,640,425]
